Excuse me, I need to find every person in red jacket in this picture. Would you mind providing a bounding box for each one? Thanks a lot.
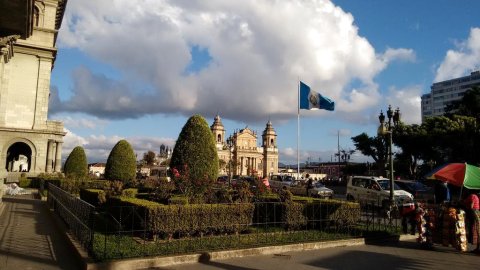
[464,190,480,253]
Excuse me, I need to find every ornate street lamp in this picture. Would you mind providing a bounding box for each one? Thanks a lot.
[378,105,401,206]
[226,136,234,187]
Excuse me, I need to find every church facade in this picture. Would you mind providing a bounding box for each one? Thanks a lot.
[0,0,67,181]
[210,115,278,178]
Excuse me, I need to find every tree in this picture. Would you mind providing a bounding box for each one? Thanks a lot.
[421,115,478,164]
[105,140,137,184]
[445,87,480,119]
[393,123,429,179]
[351,133,387,176]
[142,150,156,166]
[63,146,88,178]
[170,114,219,197]
[218,159,227,173]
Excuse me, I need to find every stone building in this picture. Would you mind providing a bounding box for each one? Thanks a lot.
[210,115,278,178]
[0,0,67,181]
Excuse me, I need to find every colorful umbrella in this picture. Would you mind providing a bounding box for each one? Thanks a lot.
[426,163,480,189]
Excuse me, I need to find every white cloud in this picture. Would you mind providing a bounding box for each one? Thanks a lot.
[59,115,109,129]
[62,129,175,162]
[54,0,414,123]
[435,27,480,82]
[385,85,422,124]
[381,48,416,64]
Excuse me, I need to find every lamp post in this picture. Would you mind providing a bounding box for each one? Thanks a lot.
[378,105,401,205]
[226,136,234,187]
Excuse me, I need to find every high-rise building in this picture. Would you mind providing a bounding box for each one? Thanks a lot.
[210,115,278,178]
[0,0,67,181]
[421,71,480,121]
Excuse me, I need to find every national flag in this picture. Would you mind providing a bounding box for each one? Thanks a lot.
[299,81,335,111]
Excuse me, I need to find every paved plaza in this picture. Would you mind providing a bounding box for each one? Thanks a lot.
[165,239,480,270]
[0,194,82,270]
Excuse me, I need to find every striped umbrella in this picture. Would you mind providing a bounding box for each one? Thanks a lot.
[426,163,480,189]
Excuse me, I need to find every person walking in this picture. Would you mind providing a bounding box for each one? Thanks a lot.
[305,174,314,196]
[464,190,480,253]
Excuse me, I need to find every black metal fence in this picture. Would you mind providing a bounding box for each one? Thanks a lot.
[47,186,402,262]
[47,184,95,252]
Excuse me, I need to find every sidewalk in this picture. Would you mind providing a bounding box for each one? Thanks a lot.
[0,193,82,270]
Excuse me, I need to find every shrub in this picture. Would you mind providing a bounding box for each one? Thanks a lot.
[60,178,90,195]
[168,195,189,205]
[80,189,106,206]
[283,202,307,230]
[253,198,361,230]
[103,180,124,199]
[170,115,219,197]
[63,146,88,177]
[18,173,32,188]
[107,197,254,238]
[279,188,293,202]
[214,187,234,204]
[234,181,253,203]
[149,178,176,204]
[122,188,138,198]
[105,140,136,184]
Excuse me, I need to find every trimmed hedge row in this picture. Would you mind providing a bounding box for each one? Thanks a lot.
[107,197,254,238]
[253,196,361,230]
[80,189,105,207]
[168,195,189,205]
[121,188,138,198]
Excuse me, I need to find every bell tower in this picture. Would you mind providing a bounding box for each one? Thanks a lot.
[262,120,278,177]
[210,115,225,148]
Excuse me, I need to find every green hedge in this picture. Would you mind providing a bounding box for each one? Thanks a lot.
[168,195,189,205]
[18,177,32,188]
[107,197,254,238]
[253,196,361,230]
[80,189,105,207]
[121,188,138,198]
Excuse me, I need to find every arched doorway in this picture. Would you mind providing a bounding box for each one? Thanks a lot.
[6,142,32,172]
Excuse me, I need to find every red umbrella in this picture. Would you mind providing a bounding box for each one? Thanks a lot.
[426,163,480,189]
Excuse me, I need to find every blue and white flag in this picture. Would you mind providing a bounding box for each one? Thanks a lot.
[299,81,335,111]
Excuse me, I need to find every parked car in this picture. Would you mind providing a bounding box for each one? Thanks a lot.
[217,175,229,185]
[289,180,334,199]
[346,176,414,208]
[269,174,295,190]
[394,180,434,203]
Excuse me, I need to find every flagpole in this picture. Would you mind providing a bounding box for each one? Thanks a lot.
[297,79,300,180]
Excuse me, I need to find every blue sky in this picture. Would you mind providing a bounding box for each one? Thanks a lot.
[50,0,480,164]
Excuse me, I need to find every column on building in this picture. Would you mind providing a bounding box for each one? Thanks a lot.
[54,141,63,172]
[46,140,54,172]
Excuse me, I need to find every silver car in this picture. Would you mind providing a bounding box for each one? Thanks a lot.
[289,181,334,199]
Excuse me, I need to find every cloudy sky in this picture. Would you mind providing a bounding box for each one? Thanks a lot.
[50,0,480,164]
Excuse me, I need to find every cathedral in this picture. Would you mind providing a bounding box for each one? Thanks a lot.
[210,115,278,178]
[0,0,67,181]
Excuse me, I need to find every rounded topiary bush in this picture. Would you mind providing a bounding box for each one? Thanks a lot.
[105,140,136,184]
[63,146,88,178]
[170,114,219,185]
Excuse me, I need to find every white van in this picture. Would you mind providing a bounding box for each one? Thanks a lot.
[346,176,413,207]
[269,174,295,190]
